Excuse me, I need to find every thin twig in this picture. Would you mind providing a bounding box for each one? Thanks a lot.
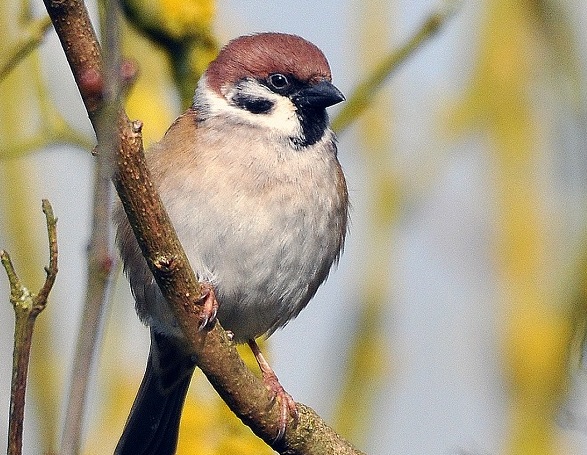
[60,168,117,455]
[332,2,459,134]
[3,199,58,455]
[37,200,58,306]
[60,0,122,452]
[0,16,52,82]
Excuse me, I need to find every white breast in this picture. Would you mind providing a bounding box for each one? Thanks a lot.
[147,119,347,341]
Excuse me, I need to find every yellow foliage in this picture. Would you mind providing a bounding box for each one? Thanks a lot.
[333,0,394,444]
[178,381,274,455]
[120,0,218,108]
[506,306,570,397]
[159,0,215,40]
[121,0,214,42]
[187,42,221,89]
[85,342,276,454]
[451,0,576,454]
[176,343,274,454]
[122,23,178,146]
[0,5,68,452]
[85,375,139,453]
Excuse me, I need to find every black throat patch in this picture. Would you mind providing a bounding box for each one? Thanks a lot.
[292,107,329,147]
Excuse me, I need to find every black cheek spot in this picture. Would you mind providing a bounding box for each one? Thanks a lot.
[232,93,274,114]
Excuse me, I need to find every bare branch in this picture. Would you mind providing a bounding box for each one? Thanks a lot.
[2,200,58,455]
[36,199,58,309]
[61,1,124,451]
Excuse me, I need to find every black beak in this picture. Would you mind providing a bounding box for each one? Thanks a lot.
[293,80,345,109]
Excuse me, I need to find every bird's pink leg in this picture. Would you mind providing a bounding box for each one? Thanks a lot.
[248,339,298,441]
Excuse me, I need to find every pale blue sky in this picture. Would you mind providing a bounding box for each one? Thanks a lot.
[3,1,587,454]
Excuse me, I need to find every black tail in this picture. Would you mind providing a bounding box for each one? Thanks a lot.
[114,331,196,455]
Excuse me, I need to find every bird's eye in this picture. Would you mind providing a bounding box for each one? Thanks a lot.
[268,73,290,90]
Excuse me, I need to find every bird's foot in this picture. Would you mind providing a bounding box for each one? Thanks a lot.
[197,283,218,331]
[248,339,298,442]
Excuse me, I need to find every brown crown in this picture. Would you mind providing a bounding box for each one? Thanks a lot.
[205,33,333,95]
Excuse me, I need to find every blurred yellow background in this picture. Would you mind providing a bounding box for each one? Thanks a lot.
[2,0,587,454]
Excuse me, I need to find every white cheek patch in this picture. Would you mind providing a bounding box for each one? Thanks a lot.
[194,77,302,139]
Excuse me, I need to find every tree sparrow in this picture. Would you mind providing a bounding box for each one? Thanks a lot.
[114,32,348,454]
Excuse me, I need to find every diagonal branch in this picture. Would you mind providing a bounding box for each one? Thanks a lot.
[42,0,364,453]
[0,16,52,82]
[332,2,459,134]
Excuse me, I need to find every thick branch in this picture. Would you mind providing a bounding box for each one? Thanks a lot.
[42,0,364,453]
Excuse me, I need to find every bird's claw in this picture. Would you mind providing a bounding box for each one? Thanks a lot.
[248,339,298,442]
[264,373,298,442]
[197,283,218,331]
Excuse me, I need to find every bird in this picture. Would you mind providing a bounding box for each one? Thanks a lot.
[114,32,348,454]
